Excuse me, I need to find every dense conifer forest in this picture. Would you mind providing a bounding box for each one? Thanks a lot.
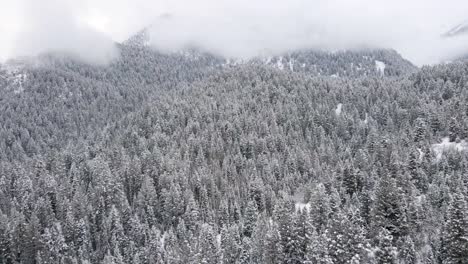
[0,38,467,263]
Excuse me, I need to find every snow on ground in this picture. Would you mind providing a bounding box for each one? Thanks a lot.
[375,60,386,76]
[2,63,22,75]
[1,63,27,94]
[335,103,343,116]
[160,232,166,248]
[295,202,311,213]
[12,75,26,94]
[432,137,468,161]
[277,56,284,70]
[417,148,425,161]
[179,50,202,60]
[224,58,233,66]
[288,59,294,72]
[11,71,27,94]
[415,194,426,206]
[143,36,151,47]
[224,58,247,67]
[360,113,369,125]
[216,234,222,247]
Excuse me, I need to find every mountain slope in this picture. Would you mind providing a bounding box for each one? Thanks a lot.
[2,20,468,264]
[127,26,416,78]
[1,60,468,262]
[0,41,223,161]
[0,25,417,162]
[246,49,416,77]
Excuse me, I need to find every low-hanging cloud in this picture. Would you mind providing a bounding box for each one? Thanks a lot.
[1,0,468,66]
[1,0,119,65]
[147,0,468,65]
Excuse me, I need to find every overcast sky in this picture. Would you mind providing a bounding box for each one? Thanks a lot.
[1,0,468,65]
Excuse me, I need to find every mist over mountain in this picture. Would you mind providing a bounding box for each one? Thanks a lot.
[3,0,468,65]
[443,20,468,38]
[0,28,415,159]
[441,19,468,62]
[1,2,468,264]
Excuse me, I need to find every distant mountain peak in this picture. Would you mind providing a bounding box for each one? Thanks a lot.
[123,27,151,47]
[443,20,468,38]
[123,13,175,48]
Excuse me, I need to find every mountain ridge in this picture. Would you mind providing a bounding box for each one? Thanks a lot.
[125,26,416,77]
[443,19,468,38]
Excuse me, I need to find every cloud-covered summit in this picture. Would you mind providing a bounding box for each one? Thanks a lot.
[2,0,468,65]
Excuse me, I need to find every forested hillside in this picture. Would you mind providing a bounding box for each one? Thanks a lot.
[0,44,222,161]
[0,42,412,162]
[0,41,468,264]
[248,49,416,77]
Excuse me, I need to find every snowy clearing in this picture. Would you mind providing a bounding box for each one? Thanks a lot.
[295,202,311,213]
[417,148,425,161]
[363,113,369,124]
[432,137,468,161]
[335,103,343,116]
[375,60,386,76]
[288,59,294,72]
[1,63,27,94]
[277,56,284,70]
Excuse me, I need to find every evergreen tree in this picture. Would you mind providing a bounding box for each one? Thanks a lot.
[0,43,467,263]
[375,229,397,264]
[441,189,468,263]
[243,201,258,238]
[372,173,408,239]
[449,118,458,142]
[397,236,418,264]
[414,118,427,142]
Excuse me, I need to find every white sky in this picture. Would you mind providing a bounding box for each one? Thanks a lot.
[0,0,468,65]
